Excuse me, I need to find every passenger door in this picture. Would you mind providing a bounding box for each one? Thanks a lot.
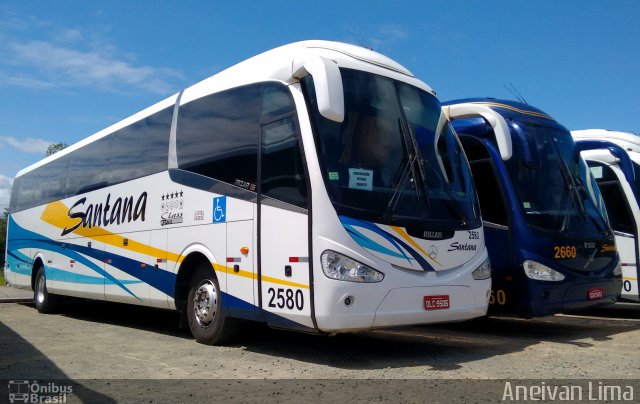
[258,115,313,330]
[460,136,514,310]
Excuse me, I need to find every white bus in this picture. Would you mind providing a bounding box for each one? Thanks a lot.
[4,41,491,344]
[572,129,640,302]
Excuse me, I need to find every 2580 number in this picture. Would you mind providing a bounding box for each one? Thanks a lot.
[267,288,304,311]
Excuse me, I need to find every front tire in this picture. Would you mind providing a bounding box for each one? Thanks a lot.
[187,264,238,345]
[34,267,60,314]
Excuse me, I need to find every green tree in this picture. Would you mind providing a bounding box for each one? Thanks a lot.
[46,142,68,156]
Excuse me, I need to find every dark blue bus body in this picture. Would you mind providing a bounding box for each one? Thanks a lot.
[444,98,621,317]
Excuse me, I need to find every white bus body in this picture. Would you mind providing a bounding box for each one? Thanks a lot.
[572,129,640,301]
[5,41,491,344]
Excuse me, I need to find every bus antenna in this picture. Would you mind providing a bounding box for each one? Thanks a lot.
[503,82,528,104]
[347,28,373,50]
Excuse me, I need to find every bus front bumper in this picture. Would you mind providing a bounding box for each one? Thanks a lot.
[526,278,622,317]
[371,284,490,327]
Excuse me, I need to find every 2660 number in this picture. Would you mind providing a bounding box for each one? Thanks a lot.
[489,289,506,305]
[554,246,577,259]
[267,288,304,311]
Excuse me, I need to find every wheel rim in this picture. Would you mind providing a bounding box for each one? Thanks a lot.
[36,273,46,305]
[193,280,217,328]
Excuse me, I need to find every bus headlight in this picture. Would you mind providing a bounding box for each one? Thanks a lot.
[321,250,384,283]
[523,260,565,282]
[472,258,491,280]
[613,260,622,277]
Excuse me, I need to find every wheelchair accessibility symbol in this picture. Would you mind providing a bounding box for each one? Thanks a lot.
[212,196,226,223]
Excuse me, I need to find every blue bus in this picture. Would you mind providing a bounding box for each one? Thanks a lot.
[442,98,621,317]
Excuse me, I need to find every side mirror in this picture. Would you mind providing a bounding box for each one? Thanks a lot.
[575,139,637,186]
[512,124,541,169]
[293,54,344,123]
[444,104,512,160]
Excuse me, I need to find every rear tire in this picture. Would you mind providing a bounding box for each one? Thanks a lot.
[34,267,60,314]
[187,263,239,345]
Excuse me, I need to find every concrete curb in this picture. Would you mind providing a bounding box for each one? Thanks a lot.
[0,297,33,303]
[0,285,33,303]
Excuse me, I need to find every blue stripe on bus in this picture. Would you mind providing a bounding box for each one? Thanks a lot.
[50,266,142,285]
[6,250,32,276]
[69,243,177,297]
[223,291,260,321]
[344,227,410,259]
[339,216,435,271]
[340,216,412,262]
[8,219,314,329]
[8,217,143,299]
[7,247,142,286]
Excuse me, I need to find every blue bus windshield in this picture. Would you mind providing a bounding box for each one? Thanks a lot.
[506,121,610,238]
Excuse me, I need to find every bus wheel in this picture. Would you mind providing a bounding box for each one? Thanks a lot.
[34,267,60,314]
[187,264,238,345]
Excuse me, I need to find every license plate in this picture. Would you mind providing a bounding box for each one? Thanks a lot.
[588,288,604,300]
[424,295,450,310]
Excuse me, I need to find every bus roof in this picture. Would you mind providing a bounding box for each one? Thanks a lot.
[443,98,556,123]
[16,40,432,178]
[572,129,640,152]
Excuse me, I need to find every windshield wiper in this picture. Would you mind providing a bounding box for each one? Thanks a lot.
[381,120,424,222]
[381,153,417,222]
[401,118,431,202]
[556,158,586,233]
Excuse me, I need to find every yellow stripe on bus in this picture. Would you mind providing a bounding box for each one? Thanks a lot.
[623,277,638,281]
[214,263,309,289]
[390,226,442,267]
[42,201,309,289]
[467,101,554,120]
[41,201,184,262]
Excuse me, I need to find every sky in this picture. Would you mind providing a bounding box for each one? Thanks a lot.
[0,0,639,210]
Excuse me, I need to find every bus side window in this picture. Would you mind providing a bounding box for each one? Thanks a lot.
[260,84,307,208]
[14,154,71,212]
[177,85,261,189]
[108,107,172,186]
[589,162,635,234]
[68,136,111,196]
[460,136,509,227]
[261,117,307,208]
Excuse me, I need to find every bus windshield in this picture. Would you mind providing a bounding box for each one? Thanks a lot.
[303,69,480,230]
[506,121,610,238]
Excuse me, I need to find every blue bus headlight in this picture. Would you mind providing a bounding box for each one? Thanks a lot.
[613,260,622,277]
[472,259,491,280]
[321,250,384,283]
[523,260,565,282]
